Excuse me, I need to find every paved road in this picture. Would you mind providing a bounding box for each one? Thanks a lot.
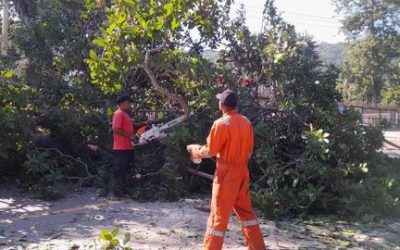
[383,131,400,157]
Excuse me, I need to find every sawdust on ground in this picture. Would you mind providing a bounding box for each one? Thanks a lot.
[1,186,399,250]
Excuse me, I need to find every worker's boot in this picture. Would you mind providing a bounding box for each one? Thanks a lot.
[111,177,125,198]
[96,188,109,197]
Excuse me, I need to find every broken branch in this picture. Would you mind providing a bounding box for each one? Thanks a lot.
[186,167,213,180]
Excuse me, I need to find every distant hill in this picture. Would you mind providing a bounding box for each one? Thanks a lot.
[316,42,347,66]
[203,42,348,66]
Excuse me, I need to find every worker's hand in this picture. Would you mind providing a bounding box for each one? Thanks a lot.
[186,144,201,154]
[129,134,137,141]
[187,144,203,164]
[140,121,151,127]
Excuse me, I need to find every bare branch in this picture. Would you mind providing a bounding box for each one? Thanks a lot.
[36,147,96,188]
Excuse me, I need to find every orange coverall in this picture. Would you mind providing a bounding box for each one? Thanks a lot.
[191,110,266,250]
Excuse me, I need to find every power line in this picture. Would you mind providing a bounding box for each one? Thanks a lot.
[237,10,342,26]
[231,7,343,32]
[284,11,340,22]
[291,22,342,29]
[243,13,341,29]
[234,4,341,22]
[283,17,340,27]
[284,14,339,24]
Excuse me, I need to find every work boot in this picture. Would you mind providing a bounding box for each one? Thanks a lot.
[112,191,129,200]
[96,188,109,197]
[111,177,125,196]
[109,192,120,201]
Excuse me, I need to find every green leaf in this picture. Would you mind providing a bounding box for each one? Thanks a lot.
[273,53,285,63]
[109,63,118,72]
[136,16,147,28]
[164,3,174,16]
[115,83,122,90]
[100,229,113,241]
[89,50,97,60]
[117,11,127,24]
[93,38,107,47]
[111,228,119,237]
[2,70,15,78]
[171,18,180,31]
[111,238,119,246]
[106,23,117,33]
[123,233,131,245]
[84,0,96,10]
[155,17,164,30]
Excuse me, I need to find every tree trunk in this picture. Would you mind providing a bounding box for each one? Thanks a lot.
[13,0,38,25]
[1,0,10,56]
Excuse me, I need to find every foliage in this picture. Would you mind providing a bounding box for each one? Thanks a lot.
[334,0,400,104]
[333,0,400,39]
[0,73,30,176]
[86,0,231,93]
[100,228,132,250]
[339,36,399,103]
[214,1,399,219]
[251,104,400,219]
[20,146,96,200]
[0,0,113,197]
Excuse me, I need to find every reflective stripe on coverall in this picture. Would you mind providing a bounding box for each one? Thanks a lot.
[192,110,266,250]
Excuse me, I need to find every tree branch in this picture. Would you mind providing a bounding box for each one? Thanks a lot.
[36,147,96,188]
[137,41,190,120]
[186,167,213,180]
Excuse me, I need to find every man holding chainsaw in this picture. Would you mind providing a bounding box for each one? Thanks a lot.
[102,95,148,198]
[187,90,266,250]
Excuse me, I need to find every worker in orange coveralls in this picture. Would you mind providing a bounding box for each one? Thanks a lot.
[187,90,266,250]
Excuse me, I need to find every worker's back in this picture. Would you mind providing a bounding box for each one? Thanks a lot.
[213,110,254,167]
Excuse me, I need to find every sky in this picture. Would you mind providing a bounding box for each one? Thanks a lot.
[232,0,346,44]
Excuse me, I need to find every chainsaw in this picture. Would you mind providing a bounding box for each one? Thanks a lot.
[133,114,187,146]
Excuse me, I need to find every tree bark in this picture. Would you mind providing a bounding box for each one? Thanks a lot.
[1,0,9,56]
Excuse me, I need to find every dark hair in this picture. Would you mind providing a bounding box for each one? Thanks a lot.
[116,95,131,105]
[216,90,238,108]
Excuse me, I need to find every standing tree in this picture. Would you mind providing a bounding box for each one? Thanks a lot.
[334,0,400,104]
[333,0,400,39]
[341,35,397,104]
